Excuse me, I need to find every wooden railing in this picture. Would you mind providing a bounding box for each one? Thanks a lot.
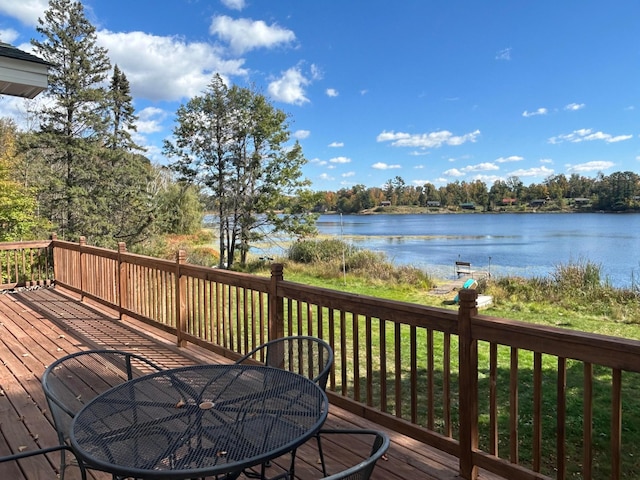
[8,237,640,480]
[0,240,54,289]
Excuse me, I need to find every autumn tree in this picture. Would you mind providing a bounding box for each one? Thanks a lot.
[0,120,47,241]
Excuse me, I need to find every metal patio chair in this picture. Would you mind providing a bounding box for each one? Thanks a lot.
[235,335,334,479]
[0,445,87,480]
[41,349,163,479]
[316,429,390,479]
[235,335,334,391]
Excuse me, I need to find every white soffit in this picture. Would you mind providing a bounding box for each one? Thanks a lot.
[0,43,50,99]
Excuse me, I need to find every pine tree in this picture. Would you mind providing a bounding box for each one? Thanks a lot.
[31,0,112,241]
[107,65,141,151]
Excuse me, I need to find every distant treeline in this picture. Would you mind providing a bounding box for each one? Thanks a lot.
[313,172,640,213]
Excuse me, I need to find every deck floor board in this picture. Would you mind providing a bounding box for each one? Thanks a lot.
[0,287,488,480]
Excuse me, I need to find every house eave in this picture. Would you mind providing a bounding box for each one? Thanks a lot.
[0,44,50,99]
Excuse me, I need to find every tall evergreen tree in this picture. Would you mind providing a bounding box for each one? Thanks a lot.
[107,65,141,151]
[31,0,112,241]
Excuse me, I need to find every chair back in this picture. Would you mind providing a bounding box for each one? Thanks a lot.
[318,429,390,480]
[236,335,334,391]
[41,349,162,444]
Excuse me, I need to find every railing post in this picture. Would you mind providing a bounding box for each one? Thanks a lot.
[117,242,126,321]
[49,233,57,286]
[269,263,285,342]
[176,250,187,347]
[78,236,86,300]
[458,288,479,480]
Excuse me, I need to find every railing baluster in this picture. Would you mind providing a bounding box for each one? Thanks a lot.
[510,346,519,464]
[533,351,542,472]
[427,328,434,430]
[410,325,417,423]
[489,343,498,456]
[583,362,593,480]
[557,357,567,480]
[612,368,622,480]
[443,332,451,437]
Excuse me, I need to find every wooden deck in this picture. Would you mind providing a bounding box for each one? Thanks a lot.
[0,286,483,480]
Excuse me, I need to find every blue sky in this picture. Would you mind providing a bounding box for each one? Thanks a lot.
[1,0,639,192]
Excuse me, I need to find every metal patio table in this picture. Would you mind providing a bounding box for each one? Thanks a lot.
[70,363,328,479]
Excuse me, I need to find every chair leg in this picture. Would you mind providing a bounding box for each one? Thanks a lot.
[316,433,328,477]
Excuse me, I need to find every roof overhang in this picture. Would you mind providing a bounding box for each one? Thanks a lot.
[0,44,50,99]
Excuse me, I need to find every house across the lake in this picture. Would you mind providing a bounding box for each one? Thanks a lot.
[459,202,476,210]
[529,199,547,207]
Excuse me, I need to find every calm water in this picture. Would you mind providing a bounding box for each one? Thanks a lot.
[311,213,640,288]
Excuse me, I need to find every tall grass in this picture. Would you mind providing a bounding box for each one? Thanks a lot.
[286,239,434,287]
[487,259,640,322]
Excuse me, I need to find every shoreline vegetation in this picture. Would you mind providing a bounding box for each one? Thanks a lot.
[156,231,640,344]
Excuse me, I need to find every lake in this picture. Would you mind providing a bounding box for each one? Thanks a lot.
[307,212,640,289]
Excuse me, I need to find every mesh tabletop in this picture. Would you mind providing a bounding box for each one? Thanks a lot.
[70,364,328,479]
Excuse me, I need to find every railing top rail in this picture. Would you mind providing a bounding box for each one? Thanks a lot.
[473,313,640,372]
[0,240,52,251]
[278,278,459,333]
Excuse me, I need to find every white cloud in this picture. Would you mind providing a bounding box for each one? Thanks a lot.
[566,161,615,173]
[522,108,548,117]
[310,64,323,80]
[135,107,167,134]
[329,156,351,164]
[473,174,502,184]
[0,28,19,43]
[326,88,339,97]
[328,141,343,147]
[318,173,334,181]
[443,168,464,177]
[309,157,328,166]
[462,163,499,173]
[495,155,523,163]
[565,103,585,111]
[221,0,246,10]
[508,166,554,177]
[495,47,512,61]
[209,16,295,54]
[98,30,247,102]
[342,171,356,178]
[267,67,310,105]
[548,128,633,144]
[540,158,553,164]
[376,129,480,148]
[0,0,47,26]
[293,129,310,139]
[372,162,401,170]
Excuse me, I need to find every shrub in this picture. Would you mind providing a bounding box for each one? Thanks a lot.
[287,239,358,264]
